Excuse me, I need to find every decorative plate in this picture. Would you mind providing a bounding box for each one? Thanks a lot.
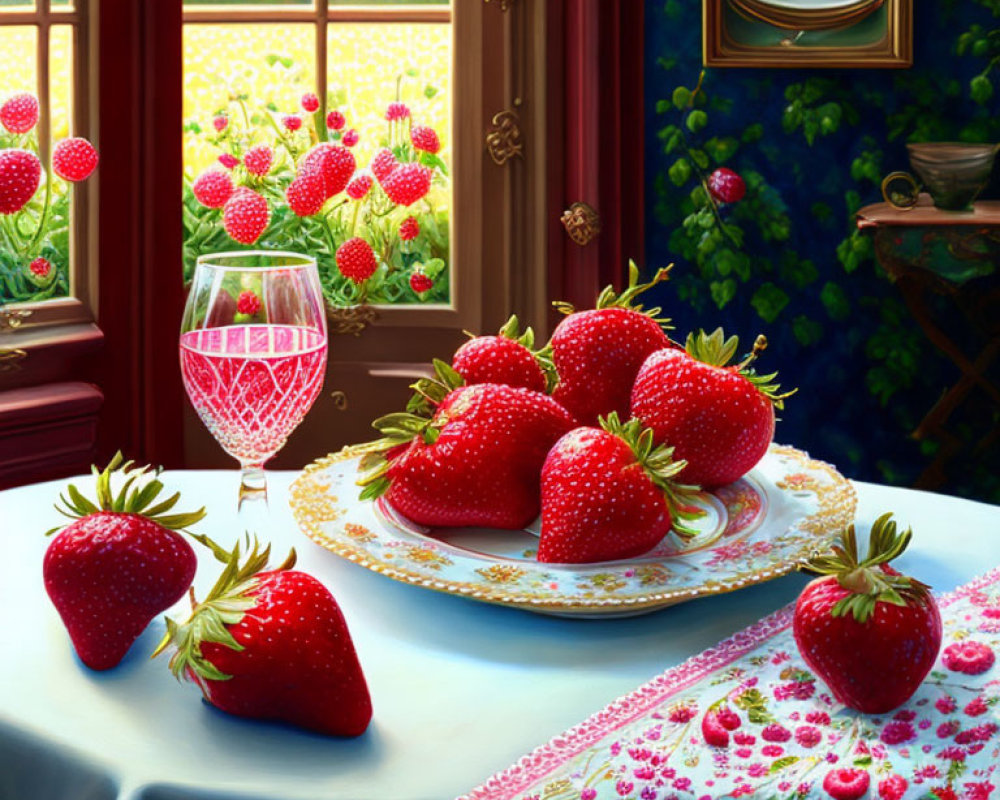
[288,444,856,617]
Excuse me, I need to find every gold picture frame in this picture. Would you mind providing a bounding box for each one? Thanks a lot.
[703,0,912,69]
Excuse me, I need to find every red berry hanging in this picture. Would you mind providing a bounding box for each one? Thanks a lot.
[52,137,99,182]
[346,173,373,200]
[336,237,378,284]
[409,271,433,294]
[326,110,346,131]
[0,93,39,134]
[236,290,262,316]
[385,102,411,121]
[218,154,239,170]
[399,216,420,242]
[342,129,359,148]
[213,115,228,132]
[382,163,432,207]
[370,148,399,183]
[300,92,320,113]
[286,173,326,217]
[707,167,746,204]
[223,188,270,245]
[283,115,302,132]
[29,257,51,277]
[410,125,441,155]
[192,170,234,209]
[0,148,41,214]
[243,145,273,177]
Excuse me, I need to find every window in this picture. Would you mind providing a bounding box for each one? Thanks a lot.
[0,0,95,330]
[181,1,452,310]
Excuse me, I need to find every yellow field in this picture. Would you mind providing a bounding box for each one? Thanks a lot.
[183,22,451,176]
[0,25,76,142]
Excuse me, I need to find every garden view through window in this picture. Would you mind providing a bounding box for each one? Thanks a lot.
[182,0,452,309]
[0,0,88,308]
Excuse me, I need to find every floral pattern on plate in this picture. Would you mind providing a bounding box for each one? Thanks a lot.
[289,444,856,617]
[459,567,1000,800]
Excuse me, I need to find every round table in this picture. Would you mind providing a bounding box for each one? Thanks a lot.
[1,468,997,800]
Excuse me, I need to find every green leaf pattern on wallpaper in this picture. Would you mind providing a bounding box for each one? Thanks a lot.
[652,0,1000,500]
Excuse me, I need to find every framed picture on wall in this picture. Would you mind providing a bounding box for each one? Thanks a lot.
[703,0,912,68]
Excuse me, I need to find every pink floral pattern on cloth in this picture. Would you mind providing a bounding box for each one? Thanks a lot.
[459,568,1000,800]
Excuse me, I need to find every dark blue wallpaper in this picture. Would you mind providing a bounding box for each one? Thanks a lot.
[643,0,1000,502]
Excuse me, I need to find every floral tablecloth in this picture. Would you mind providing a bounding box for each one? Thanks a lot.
[462,567,1000,800]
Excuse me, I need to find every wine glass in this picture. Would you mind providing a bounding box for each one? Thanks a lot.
[179,251,328,521]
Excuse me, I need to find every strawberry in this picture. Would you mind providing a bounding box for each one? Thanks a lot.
[42,454,207,670]
[285,172,326,217]
[793,514,942,714]
[399,215,420,241]
[157,540,372,737]
[283,114,302,132]
[336,237,378,283]
[218,153,239,170]
[300,92,320,113]
[823,768,870,800]
[346,173,373,200]
[701,703,742,747]
[410,125,441,154]
[409,270,433,294]
[371,148,399,183]
[1,92,39,134]
[630,328,794,488]
[26,256,54,287]
[0,148,42,214]
[213,114,228,132]
[242,144,273,177]
[707,167,746,204]
[192,169,234,209]
[537,414,700,563]
[358,383,577,529]
[223,187,270,244]
[326,110,346,131]
[342,129,359,148]
[452,315,551,394]
[385,101,411,121]
[549,261,675,426]
[382,163,432,207]
[299,143,355,199]
[52,137,98,182]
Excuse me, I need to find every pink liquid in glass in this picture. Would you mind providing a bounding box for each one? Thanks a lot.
[179,325,327,465]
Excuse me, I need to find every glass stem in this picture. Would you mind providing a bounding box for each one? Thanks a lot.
[238,462,268,515]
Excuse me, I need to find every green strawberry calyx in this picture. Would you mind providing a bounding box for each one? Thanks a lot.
[805,512,932,624]
[552,260,675,330]
[600,412,705,540]
[684,328,797,410]
[153,536,297,682]
[46,452,221,554]
[405,357,465,417]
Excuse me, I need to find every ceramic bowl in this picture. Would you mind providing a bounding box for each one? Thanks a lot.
[907,142,998,211]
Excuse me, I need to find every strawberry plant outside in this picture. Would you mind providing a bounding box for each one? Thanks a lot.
[182,24,450,307]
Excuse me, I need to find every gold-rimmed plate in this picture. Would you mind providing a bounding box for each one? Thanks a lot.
[289,444,856,618]
[728,0,884,30]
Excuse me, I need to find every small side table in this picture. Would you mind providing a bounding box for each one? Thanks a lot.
[857,195,1000,490]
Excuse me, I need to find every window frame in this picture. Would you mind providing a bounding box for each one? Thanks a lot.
[180,1,481,331]
[0,0,98,335]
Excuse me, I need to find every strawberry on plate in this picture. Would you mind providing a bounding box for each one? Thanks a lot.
[43,453,207,670]
[452,315,553,394]
[537,413,702,564]
[156,539,372,737]
[793,513,942,714]
[630,327,794,489]
[358,383,577,529]
[549,261,677,426]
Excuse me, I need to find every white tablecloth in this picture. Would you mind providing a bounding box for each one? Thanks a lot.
[0,469,997,800]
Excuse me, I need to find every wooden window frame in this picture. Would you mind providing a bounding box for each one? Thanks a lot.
[0,0,98,334]
[179,2,484,332]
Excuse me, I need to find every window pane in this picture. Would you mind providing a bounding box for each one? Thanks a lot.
[184,1,312,5]
[0,1,34,9]
[182,19,452,308]
[326,21,451,304]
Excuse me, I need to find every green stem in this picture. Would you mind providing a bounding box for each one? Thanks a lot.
[350,199,361,237]
[26,171,53,254]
